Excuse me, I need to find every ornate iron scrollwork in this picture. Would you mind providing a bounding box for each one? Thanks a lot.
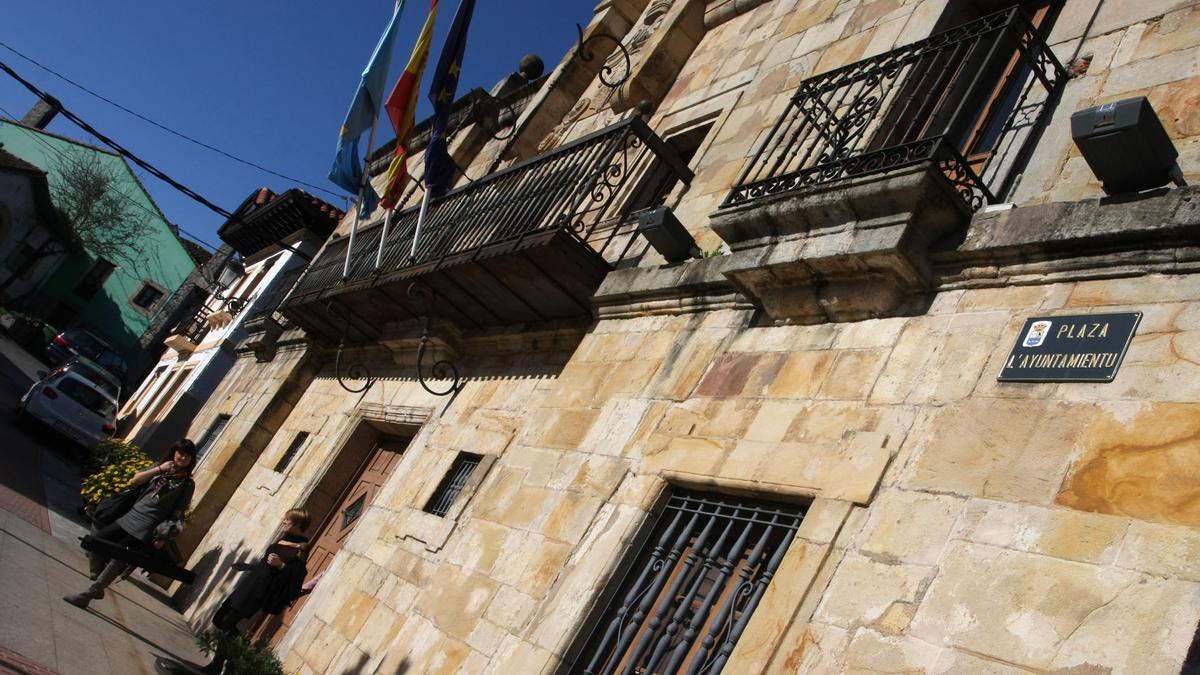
[328,301,374,394]
[565,127,644,233]
[573,23,632,89]
[490,98,518,141]
[406,283,463,397]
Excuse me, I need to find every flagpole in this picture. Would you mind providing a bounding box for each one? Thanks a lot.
[409,181,431,261]
[343,109,383,281]
[375,207,394,270]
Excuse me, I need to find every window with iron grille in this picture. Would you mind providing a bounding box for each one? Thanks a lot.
[423,452,483,517]
[273,431,309,473]
[569,489,807,675]
[195,414,231,461]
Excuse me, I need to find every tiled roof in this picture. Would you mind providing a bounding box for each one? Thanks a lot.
[179,237,213,266]
[217,188,345,258]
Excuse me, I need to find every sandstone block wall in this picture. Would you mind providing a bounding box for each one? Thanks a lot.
[179,274,1200,674]
[175,0,1200,672]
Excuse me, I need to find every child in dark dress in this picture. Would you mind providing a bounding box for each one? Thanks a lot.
[201,509,311,675]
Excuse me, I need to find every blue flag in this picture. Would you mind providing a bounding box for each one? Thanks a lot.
[424,0,475,197]
[330,2,406,216]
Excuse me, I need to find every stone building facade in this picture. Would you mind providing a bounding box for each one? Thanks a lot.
[174,0,1200,672]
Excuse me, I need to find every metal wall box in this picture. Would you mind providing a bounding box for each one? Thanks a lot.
[636,206,698,264]
[1070,97,1179,195]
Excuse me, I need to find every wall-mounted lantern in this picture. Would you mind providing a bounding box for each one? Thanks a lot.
[1070,96,1187,195]
[637,206,700,264]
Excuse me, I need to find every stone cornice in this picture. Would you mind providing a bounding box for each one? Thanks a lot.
[592,186,1200,322]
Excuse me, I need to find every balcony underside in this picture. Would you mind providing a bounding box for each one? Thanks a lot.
[281,226,609,344]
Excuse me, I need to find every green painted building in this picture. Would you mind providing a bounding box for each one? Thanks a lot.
[0,118,198,354]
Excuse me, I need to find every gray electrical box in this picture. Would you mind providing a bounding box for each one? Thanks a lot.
[1070,97,1182,195]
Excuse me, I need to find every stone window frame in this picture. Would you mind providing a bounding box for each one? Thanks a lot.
[401,447,499,551]
[547,428,893,673]
[194,413,232,463]
[422,451,486,517]
[653,87,744,204]
[564,482,813,673]
[128,279,168,317]
[272,430,311,474]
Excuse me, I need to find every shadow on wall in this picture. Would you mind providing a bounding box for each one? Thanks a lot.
[74,287,144,353]
[311,343,577,389]
[172,541,253,621]
[345,656,408,675]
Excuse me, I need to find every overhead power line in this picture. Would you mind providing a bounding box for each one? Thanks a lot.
[0,40,346,201]
[0,57,313,262]
[0,101,220,252]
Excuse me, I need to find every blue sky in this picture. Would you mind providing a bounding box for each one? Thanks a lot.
[0,1,598,252]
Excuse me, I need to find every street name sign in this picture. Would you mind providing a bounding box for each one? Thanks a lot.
[997,312,1141,382]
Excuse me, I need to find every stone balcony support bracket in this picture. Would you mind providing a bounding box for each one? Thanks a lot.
[379,319,464,368]
[709,164,973,324]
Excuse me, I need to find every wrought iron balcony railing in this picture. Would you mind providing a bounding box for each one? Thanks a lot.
[723,6,1066,211]
[174,306,211,345]
[284,116,692,313]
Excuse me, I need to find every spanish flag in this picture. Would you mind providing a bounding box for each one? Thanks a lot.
[380,0,438,210]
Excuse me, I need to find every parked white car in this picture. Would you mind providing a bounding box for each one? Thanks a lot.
[16,357,119,448]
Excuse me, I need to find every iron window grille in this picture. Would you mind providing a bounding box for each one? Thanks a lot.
[196,414,231,461]
[424,452,483,517]
[723,5,1066,212]
[569,489,807,675]
[273,431,309,473]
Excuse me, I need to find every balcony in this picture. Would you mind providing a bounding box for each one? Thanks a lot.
[204,296,248,330]
[281,117,692,344]
[163,306,211,355]
[710,6,1066,323]
[242,267,306,361]
[218,189,343,259]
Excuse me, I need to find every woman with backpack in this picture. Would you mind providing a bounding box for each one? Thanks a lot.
[63,438,197,609]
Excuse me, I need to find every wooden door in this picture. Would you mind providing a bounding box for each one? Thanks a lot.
[251,436,406,644]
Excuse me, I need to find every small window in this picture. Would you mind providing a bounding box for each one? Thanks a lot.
[273,431,310,473]
[5,243,38,279]
[423,452,483,517]
[342,494,366,528]
[195,414,231,461]
[568,489,807,674]
[131,282,165,310]
[623,122,713,215]
[74,258,116,298]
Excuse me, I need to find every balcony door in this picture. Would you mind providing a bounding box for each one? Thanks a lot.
[871,0,1059,175]
[250,435,407,645]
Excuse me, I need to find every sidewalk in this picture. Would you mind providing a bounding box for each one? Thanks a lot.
[0,500,209,675]
[0,334,209,675]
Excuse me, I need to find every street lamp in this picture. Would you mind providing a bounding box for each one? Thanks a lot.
[215,256,245,291]
[208,256,248,321]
